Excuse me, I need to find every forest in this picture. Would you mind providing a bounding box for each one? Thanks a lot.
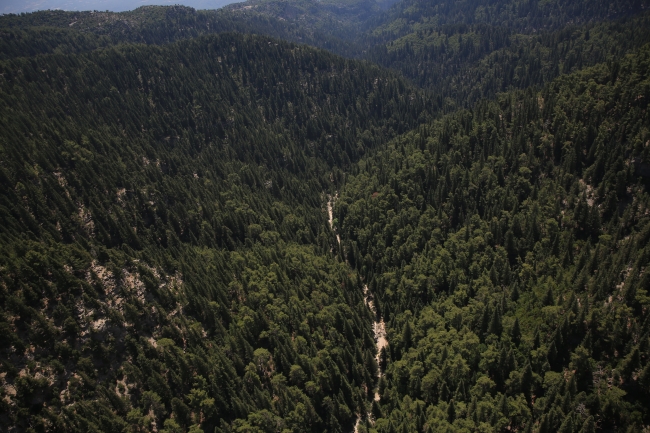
[0,0,649,432]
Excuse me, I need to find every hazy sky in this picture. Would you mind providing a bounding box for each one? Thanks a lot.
[1,0,244,14]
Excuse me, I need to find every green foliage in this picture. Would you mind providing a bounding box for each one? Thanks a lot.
[372,0,650,37]
[337,43,650,431]
[368,13,650,109]
[0,4,370,60]
[2,1,650,432]
[0,31,429,432]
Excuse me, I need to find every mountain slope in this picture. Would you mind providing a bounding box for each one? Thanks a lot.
[367,13,650,109]
[337,43,650,432]
[0,32,431,432]
[371,0,650,38]
[0,4,367,60]
[4,2,650,114]
[3,1,650,433]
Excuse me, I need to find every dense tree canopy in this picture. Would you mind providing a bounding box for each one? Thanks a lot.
[337,43,650,432]
[1,0,650,432]
[0,32,430,432]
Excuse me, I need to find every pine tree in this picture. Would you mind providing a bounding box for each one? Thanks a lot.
[511,317,521,346]
[447,399,456,423]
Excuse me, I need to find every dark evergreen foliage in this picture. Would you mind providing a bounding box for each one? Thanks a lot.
[0,32,430,432]
[2,0,650,432]
[338,43,650,431]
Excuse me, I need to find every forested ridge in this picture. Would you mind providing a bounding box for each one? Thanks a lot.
[0,32,430,432]
[0,5,364,61]
[337,44,650,431]
[1,0,650,432]
[369,0,650,38]
[366,13,650,109]
[4,3,650,112]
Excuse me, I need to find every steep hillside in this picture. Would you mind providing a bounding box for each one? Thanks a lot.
[0,3,368,60]
[0,33,431,432]
[337,44,650,431]
[371,0,650,39]
[3,1,650,432]
[367,13,650,109]
[4,2,650,113]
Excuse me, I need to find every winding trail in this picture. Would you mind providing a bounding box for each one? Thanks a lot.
[353,286,387,432]
[327,193,341,246]
[327,194,387,432]
[364,285,388,402]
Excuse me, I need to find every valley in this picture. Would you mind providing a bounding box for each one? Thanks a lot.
[1,1,650,432]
